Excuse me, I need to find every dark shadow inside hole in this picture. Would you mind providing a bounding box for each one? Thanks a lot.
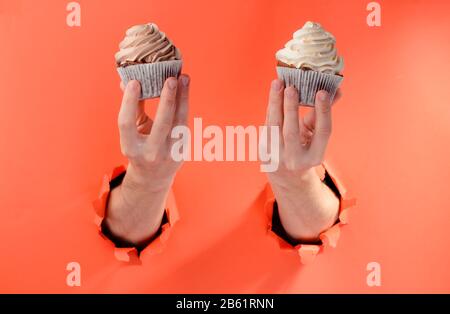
[100,170,169,254]
[271,169,342,246]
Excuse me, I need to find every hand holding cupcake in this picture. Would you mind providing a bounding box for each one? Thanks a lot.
[276,21,343,106]
[115,23,182,99]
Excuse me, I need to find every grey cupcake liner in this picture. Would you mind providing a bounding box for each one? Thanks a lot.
[117,60,183,100]
[276,66,343,106]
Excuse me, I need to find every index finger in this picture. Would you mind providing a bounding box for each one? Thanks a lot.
[147,77,178,147]
[309,90,332,163]
[173,74,190,127]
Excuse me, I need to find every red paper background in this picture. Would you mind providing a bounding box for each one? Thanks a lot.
[0,0,449,292]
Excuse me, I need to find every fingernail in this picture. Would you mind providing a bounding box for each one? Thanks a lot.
[286,86,297,98]
[271,79,283,92]
[168,78,177,90]
[128,80,140,91]
[319,90,329,102]
[181,75,190,87]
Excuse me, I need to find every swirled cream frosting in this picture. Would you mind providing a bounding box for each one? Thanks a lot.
[115,23,181,67]
[276,21,343,74]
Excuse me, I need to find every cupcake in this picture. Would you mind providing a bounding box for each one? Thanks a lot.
[115,23,182,99]
[276,21,343,106]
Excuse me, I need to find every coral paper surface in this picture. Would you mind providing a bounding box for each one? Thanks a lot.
[0,0,449,293]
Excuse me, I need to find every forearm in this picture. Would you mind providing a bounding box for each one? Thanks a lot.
[270,167,340,242]
[104,164,173,246]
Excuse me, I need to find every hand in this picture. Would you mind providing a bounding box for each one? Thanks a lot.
[262,79,341,241]
[118,76,190,191]
[104,75,190,245]
[264,79,340,187]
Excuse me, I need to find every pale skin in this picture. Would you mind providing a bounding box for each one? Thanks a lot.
[105,76,340,246]
[264,79,340,242]
[104,76,190,246]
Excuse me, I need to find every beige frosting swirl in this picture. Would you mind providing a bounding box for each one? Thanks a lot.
[276,21,343,74]
[115,23,181,66]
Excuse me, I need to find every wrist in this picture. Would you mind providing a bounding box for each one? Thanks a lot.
[124,163,174,194]
[269,167,319,192]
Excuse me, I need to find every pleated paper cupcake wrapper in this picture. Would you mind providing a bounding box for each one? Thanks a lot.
[117,60,183,100]
[276,66,343,106]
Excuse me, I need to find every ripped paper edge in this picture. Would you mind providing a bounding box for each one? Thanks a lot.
[264,162,356,265]
[92,165,180,264]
